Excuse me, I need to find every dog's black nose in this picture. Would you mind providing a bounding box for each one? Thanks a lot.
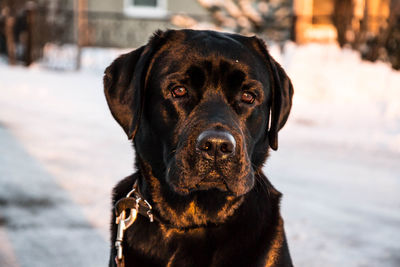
[196,130,236,160]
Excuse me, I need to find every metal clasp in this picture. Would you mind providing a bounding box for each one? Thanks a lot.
[115,189,140,260]
[114,184,155,261]
[143,199,154,222]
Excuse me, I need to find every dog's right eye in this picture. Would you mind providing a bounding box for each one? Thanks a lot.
[241,91,256,104]
[171,86,188,98]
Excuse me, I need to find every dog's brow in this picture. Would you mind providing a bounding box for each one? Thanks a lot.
[227,70,246,88]
[186,66,205,90]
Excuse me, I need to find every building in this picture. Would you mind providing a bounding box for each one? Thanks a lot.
[70,0,295,48]
[78,0,209,47]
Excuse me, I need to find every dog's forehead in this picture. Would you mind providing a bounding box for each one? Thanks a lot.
[153,30,265,75]
[180,30,255,56]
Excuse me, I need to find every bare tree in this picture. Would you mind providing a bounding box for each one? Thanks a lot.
[385,0,400,69]
[332,0,354,47]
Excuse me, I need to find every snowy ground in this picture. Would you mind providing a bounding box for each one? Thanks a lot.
[0,43,399,267]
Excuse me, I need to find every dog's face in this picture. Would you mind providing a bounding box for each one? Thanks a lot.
[104,30,293,226]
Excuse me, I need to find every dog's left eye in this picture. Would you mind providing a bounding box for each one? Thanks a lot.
[171,86,188,98]
[241,91,256,104]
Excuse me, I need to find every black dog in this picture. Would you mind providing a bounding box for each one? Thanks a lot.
[104,29,294,267]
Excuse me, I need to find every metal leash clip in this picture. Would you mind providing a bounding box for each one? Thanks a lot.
[143,199,154,222]
[115,188,140,261]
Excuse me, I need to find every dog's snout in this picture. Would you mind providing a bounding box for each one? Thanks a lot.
[196,130,236,160]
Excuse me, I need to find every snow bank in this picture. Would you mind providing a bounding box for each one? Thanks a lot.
[274,42,400,153]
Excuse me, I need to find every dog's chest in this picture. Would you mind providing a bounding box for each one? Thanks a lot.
[124,222,271,267]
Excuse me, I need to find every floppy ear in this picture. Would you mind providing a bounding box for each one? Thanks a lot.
[103,31,165,139]
[254,38,294,151]
[267,55,294,150]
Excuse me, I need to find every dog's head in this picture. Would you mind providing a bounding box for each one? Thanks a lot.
[104,30,293,226]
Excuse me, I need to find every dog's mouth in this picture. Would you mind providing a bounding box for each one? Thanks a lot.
[168,172,229,195]
[167,153,254,197]
[194,170,229,192]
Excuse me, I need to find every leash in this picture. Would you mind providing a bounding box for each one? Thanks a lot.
[114,181,154,267]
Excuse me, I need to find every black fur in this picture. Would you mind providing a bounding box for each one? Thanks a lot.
[104,29,294,267]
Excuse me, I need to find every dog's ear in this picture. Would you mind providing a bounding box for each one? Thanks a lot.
[103,46,145,139]
[103,31,166,139]
[253,38,294,150]
[267,55,294,150]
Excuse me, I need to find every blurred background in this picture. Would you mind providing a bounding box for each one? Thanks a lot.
[0,0,399,266]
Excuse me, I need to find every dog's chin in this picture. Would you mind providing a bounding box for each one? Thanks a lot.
[168,170,254,197]
[169,177,229,196]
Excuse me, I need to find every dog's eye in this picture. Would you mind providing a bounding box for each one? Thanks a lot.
[241,91,256,104]
[171,86,188,98]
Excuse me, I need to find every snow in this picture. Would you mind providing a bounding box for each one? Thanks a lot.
[272,42,400,153]
[1,43,400,266]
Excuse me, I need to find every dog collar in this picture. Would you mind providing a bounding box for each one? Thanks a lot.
[114,181,154,266]
[114,181,154,222]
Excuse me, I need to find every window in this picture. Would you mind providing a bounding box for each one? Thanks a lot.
[124,0,167,18]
